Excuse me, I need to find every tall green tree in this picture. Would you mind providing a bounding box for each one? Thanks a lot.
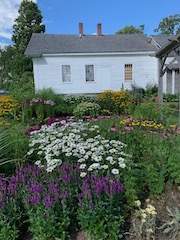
[115,25,144,34]
[0,0,45,90]
[154,14,180,35]
[12,0,45,51]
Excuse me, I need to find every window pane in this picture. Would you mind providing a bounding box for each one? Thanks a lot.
[62,65,71,82]
[86,65,94,81]
[124,64,132,80]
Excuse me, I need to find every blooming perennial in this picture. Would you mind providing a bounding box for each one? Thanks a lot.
[27,119,131,175]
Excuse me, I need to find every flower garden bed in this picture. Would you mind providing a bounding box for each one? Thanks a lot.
[0,90,179,239]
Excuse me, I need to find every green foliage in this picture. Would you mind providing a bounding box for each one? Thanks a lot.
[133,102,171,124]
[34,88,57,101]
[0,46,15,88]
[116,25,145,34]
[12,0,45,50]
[167,151,180,184]
[163,93,179,102]
[63,94,98,104]
[154,14,180,34]
[0,221,19,240]
[77,174,125,239]
[129,83,145,105]
[98,90,132,114]
[73,102,101,119]
[131,200,157,240]
[144,82,158,98]
[9,73,35,99]
[55,102,77,116]
[159,207,180,239]
[0,0,45,90]
[0,123,29,174]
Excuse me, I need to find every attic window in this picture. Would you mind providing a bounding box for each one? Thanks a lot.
[62,65,71,82]
[124,64,132,80]
[86,65,94,81]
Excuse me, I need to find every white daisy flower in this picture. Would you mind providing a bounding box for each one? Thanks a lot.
[112,168,119,175]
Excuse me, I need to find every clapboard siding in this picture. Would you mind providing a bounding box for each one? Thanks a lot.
[33,53,157,94]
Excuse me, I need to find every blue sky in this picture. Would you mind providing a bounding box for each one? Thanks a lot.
[0,0,179,48]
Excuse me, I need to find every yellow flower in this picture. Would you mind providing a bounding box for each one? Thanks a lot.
[141,213,147,219]
[135,200,141,207]
[146,228,153,233]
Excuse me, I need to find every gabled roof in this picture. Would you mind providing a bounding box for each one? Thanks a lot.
[150,34,175,48]
[154,33,180,58]
[24,33,157,57]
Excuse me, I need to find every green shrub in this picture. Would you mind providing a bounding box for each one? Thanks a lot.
[98,90,132,114]
[73,102,101,119]
[129,83,145,104]
[163,93,179,102]
[63,94,98,104]
[144,82,158,98]
[54,102,77,116]
[133,101,171,124]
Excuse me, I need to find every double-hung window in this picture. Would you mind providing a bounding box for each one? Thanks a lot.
[85,65,94,82]
[124,64,132,81]
[62,65,71,82]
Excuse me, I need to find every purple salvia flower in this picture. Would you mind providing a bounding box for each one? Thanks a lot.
[47,182,60,199]
[30,182,43,194]
[7,183,17,195]
[44,194,55,208]
[61,174,71,183]
[30,193,41,205]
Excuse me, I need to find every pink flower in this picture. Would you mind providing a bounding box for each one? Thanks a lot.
[124,125,134,131]
[162,133,171,138]
[110,126,118,132]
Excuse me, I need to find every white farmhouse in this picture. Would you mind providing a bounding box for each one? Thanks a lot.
[25,23,179,94]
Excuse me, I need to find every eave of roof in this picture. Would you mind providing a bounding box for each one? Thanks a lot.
[154,34,180,58]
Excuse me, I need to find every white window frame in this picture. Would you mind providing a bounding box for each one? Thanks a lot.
[85,65,94,82]
[62,65,71,83]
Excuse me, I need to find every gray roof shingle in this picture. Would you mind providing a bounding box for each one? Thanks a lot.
[150,34,175,48]
[24,33,157,57]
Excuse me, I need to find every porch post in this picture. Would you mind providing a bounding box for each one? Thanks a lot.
[158,58,163,106]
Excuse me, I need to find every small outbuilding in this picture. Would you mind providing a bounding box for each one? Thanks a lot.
[24,23,179,95]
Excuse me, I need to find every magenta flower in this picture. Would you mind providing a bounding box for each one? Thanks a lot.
[110,125,118,132]
[124,125,134,131]
[162,133,171,138]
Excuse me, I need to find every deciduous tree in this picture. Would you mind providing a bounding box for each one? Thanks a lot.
[154,14,180,35]
[115,25,144,34]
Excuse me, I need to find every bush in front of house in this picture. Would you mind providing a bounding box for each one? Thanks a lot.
[63,94,98,104]
[73,101,101,119]
[0,95,20,121]
[132,101,172,125]
[98,90,132,114]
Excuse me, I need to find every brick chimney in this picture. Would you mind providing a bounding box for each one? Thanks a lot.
[97,23,102,36]
[79,22,83,37]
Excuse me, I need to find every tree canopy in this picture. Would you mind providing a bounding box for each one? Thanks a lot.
[115,25,144,34]
[12,0,45,50]
[0,0,45,90]
[154,14,180,35]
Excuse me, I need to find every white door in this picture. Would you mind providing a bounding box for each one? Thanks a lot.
[99,66,111,91]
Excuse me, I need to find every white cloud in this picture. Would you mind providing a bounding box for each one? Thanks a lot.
[0,41,8,49]
[0,0,37,40]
